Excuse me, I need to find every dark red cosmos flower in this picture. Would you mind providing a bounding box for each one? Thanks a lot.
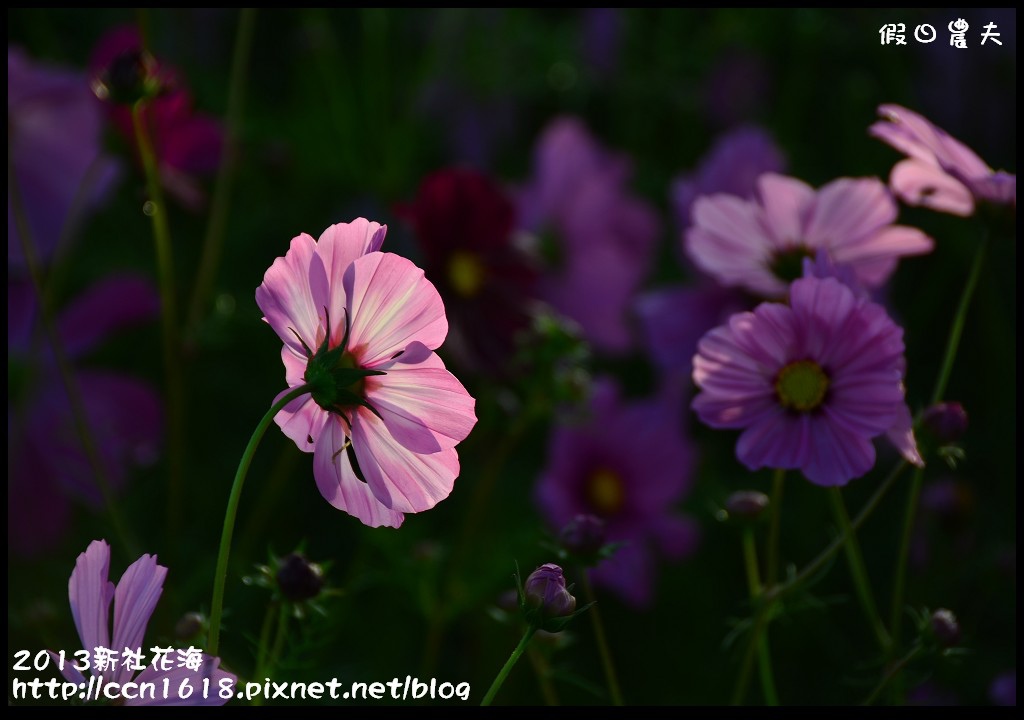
[399,168,540,375]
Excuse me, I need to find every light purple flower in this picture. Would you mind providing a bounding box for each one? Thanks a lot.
[8,276,162,556]
[523,563,577,619]
[686,172,934,298]
[56,540,235,705]
[671,126,786,232]
[535,378,699,608]
[870,103,1016,217]
[519,117,659,353]
[692,276,923,487]
[8,47,120,269]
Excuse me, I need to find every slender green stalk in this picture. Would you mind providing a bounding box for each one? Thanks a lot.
[580,571,624,705]
[742,530,779,705]
[481,626,537,706]
[186,8,257,340]
[829,488,890,651]
[862,644,922,706]
[732,460,907,704]
[207,384,313,656]
[131,102,185,537]
[526,643,560,706]
[886,234,988,700]
[765,469,785,586]
[8,146,138,557]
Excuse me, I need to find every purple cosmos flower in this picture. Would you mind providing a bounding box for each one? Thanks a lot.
[56,540,235,705]
[8,276,162,556]
[535,378,699,608]
[870,103,1016,217]
[692,276,923,487]
[398,168,539,375]
[519,117,659,353]
[89,25,224,211]
[671,126,786,233]
[8,47,120,270]
[255,218,477,528]
[686,173,934,298]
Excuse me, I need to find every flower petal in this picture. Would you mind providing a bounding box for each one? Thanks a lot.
[804,177,897,248]
[343,252,448,366]
[830,225,933,286]
[314,219,387,346]
[130,655,235,706]
[57,275,159,359]
[111,554,167,684]
[890,158,975,217]
[801,415,876,486]
[312,418,404,528]
[69,540,114,659]
[255,232,325,355]
[756,172,816,244]
[351,410,459,515]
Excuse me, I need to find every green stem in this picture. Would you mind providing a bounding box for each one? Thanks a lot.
[8,141,138,558]
[580,571,624,705]
[207,383,313,657]
[526,643,560,706]
[186,7,257,341]
[765,469,785,586]
[862,644,922,706]
[886,234,988,700]
[732,460,908,704]
[131,102,185,539]
[829,488,890,651]
[742,530,779,705]
[480,626,537,706]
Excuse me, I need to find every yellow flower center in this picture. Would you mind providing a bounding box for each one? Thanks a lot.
[775,360,829,412]
[587,467,625,516]
[448,251,484,297]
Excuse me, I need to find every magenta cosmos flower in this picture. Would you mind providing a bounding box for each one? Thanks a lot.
[519,117,659,353]
[56,540,235,705]
[870,103,1016,217]
[255,218,477,528]
[536,378,699,607]
[692,275,923,486]
[686,172,934,298]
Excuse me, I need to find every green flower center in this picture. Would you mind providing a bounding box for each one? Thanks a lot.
[775,360,829,412]
[448,251,484,297]
[770,245,815,284]
[587,467,625,516]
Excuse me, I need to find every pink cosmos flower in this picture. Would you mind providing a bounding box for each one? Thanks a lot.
[255,218,477,528]
[870,103,1016,217]
[692,275,923,487]
[686,173,934,298]
[56,540,235,705]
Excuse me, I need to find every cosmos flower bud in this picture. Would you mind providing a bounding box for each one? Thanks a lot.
[921,402,968,445]
[276,552,325,602]
[523,563,576,620]
[929,608,960,648]
[558,514,607,562]
[175,611,206,641]
[724,490,770,523]
[91,48,161,105]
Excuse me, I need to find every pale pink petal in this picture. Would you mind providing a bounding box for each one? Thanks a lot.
[886,402,924,467]
[314,219,387,346]
[756,172,816,244]
[364,362,476,454]
[343,252,448,367]
[272,383,326,454]
[831,225,933,286]
[129,655,235,706]
[111,554,167,684]
[69,540,115,657]
[890,159,975,217]
[804,178,897,248]
[255,233,325,355]
[312,418,404,528]
[351,410,459,514]
[873,104,990,179]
